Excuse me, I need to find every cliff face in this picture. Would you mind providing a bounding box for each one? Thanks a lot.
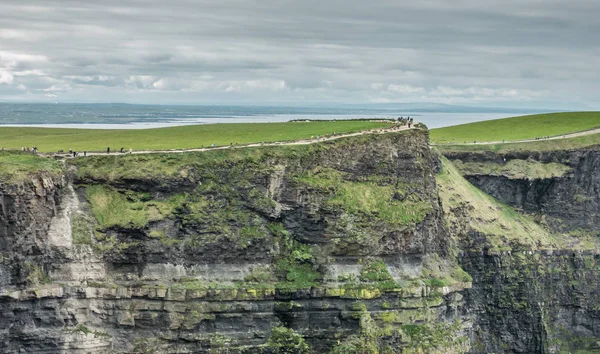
[0,131,472,354]
[443,147,600,353]
[0,172,65,286]
[462,250,600,354]
[3,132,600,354]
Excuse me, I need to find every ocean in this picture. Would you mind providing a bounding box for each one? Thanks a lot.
[0,103,533,129]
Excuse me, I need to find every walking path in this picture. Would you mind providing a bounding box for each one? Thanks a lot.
[430,127,600,146]
[55,124,412,157]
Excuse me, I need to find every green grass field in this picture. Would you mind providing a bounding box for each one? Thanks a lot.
[435,131,600,153]
[0,121,391,153]
[430,112,600,144]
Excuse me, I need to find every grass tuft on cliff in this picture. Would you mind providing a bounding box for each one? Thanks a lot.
[430,111,600,144]
[85,185,184,228]
[0,121,392,152]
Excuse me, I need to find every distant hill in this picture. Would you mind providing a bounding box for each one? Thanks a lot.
[340,102,551,114]
[430,111,600,143]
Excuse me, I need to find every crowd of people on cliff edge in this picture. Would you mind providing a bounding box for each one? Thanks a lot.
[396,117,414,128]
[21,146,38,153]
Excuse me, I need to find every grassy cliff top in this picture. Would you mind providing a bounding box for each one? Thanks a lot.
[436,131,600,153]
[0,121,392,153]
[72,129,424,183]
[0,151,62,183]
[430,112,600,144]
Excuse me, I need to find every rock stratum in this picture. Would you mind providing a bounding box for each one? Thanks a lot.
[0,129,598,353]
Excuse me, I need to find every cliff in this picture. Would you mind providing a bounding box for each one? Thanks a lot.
[443,147,600,353]
[0,131,472,353]
[2,130,600,353]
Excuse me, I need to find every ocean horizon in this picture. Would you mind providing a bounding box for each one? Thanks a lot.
[0,103,540,130]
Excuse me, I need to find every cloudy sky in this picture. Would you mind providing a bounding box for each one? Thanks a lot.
[0,0,598,108]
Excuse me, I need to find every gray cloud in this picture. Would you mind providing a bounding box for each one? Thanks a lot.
[0,0,598,108]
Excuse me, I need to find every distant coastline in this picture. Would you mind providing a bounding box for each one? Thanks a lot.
[0,103,543,129]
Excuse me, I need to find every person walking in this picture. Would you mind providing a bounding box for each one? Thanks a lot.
[107,147,110,154]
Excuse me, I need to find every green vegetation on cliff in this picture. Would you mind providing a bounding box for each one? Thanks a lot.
[437,156,555,251]
[72,130,417,182]
[276,242,321,290]
[0,151,62,182]
[332,300,468,354]
[296,167,431,226]
[265,326,310,354]
[72,130,447,299]
[74,130,437,258]
[85,185,184,228]
[0,121,391,152]
[437,157,598,251]
[358,259,398,290]
[430,111,600,144]
[71,213,95,245]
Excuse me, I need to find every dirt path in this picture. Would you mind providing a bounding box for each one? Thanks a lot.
[431,127,600,146]
[60,124,412,157]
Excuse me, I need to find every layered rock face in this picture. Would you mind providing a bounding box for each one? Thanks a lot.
[462,250,600,354]
[0,131,472,353]
[3,131,600,354]
[0,172,65,286]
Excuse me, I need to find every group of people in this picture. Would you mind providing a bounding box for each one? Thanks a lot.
[106,147,132,154]
[55,146,133,158]
[67,148,85,157]
[397,116,414,128]
[21,146,38,153]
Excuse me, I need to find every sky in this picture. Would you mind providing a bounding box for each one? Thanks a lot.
[0,0,598,109]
